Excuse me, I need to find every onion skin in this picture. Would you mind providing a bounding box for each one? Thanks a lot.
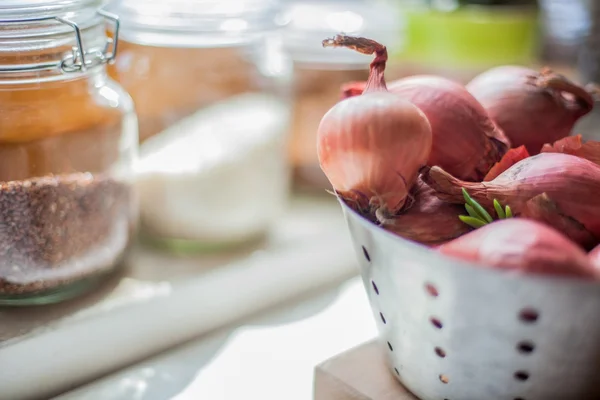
[422,152,600,247]
[378,177,470,246]
[340,76,510,181]
[438,218,599,279]
[589,244,600,267]
[541,134,600,166]
[484,145,530,181]
[318,92,432,214]
[467,66,595,155]
[521,193,598,250]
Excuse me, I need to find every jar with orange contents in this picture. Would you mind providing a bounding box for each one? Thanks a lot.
[0,0,139,306]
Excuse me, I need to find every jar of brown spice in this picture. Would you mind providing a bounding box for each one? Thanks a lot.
[0,0,139,306]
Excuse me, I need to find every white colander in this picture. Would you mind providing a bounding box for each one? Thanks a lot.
[340,199,600,400]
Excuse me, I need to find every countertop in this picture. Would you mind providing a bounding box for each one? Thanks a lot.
[53,277,377,400]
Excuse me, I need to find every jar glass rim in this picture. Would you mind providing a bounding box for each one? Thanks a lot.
[0,0,102,19]
[105,0,283,41]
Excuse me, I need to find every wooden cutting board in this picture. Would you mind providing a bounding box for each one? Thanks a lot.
[314,340,418,400]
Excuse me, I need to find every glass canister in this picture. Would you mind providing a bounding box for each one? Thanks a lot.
[281,0,401,191]
[105,0,293,252]
[0,0,138,306]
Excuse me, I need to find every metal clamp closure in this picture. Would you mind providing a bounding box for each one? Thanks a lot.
[0,9,120,74]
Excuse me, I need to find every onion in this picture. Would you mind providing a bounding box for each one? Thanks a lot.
[484,145,530,181]
[318,35,432,215]
[438,218,598,278]
[541,134,600,166]
[467,66,595,155]
[378,177,470,246]
[589,244,600,268]
[422,152,600,248]
[339,71,510,182]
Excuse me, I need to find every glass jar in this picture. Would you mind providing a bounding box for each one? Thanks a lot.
[0,0,138,306]
[281,0,400,191]
[105,0,293,252]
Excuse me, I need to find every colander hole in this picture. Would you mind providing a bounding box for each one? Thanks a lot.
[519,308,539,323]
[514,371,529,381]
[362,246,370,262]
[435,347,446,358]
[380,312,387,324]
[387,341,394,351]
[430,317,443,329]
[394,367,399,375]
[425,282,439,297]
[517,341,535,354]
[372,281,379,295]
[439,374,449,384]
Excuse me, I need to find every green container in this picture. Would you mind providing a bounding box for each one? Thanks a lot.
[396,5,540,69]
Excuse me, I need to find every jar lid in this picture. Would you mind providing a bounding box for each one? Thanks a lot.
[0,0,117,77]
[0,0,101,19]
[105,0,284,47]
[281,0,401,67]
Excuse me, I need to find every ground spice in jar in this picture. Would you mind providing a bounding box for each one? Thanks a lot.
[0,173,133,296]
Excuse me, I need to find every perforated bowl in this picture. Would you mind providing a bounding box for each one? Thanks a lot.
[340,199,600,400]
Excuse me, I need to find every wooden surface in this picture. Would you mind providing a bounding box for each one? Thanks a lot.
[314,340,419,400]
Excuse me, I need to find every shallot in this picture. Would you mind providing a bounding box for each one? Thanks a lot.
[422,152,600,247]
[438,218,598,278]
[318,35,432,215]
[339,71,509,181]
[541,134,600,166]
[467,66,594,155]
[379,177,470,246]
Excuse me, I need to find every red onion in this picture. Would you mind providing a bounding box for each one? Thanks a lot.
[422,152,600,248]
[318,35,432,216]
[340,74,510,181]
[378,177,470,246]
[541,134,600,166]
[467,66,595,155]
[438,218,598,279]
